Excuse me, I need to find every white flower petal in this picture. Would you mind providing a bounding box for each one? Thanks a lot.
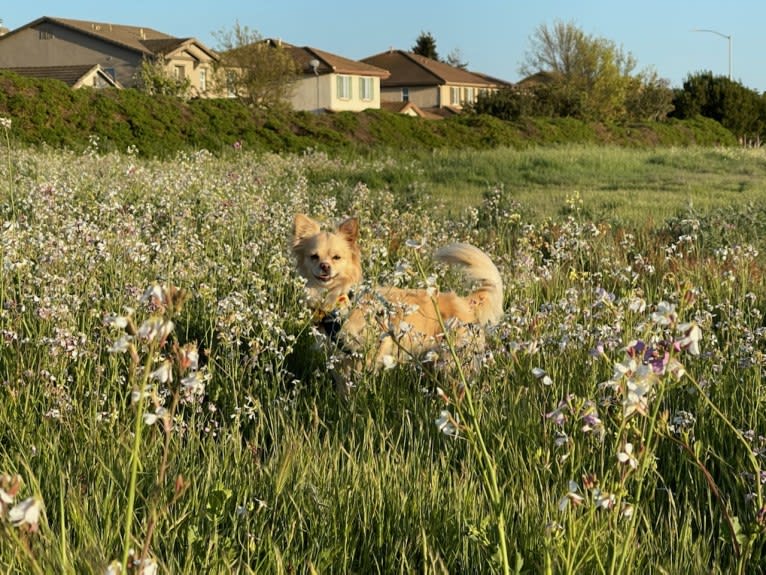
[8,496,41,528]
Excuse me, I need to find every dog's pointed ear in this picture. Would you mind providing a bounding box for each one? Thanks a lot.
[337,217,359,244]
[293,214,321,245]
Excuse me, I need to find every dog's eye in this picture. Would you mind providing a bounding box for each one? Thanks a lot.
[332,255,341,261]
[310,254,319,261]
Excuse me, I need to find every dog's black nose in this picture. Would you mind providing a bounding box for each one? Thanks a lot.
[319,262,330,272]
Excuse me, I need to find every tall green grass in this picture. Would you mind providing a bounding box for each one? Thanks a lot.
[298,145,766,227]
[1,137,766,573]
[405,146,766,224]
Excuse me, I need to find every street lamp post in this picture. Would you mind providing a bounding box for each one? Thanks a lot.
[693,28,732,81]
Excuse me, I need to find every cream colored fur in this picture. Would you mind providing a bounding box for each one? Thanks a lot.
[292,214,504,392]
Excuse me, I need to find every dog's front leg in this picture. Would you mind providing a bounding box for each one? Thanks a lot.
[372,335,396,370]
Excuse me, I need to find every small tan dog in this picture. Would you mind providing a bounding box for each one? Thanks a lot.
[292,214,503,392]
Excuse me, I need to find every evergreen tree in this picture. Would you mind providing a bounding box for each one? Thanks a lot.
[672,72,765,143]
[412,31,439,61]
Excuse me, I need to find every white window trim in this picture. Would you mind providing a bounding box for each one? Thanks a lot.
[359,77,374,101]
[337,75,352,100]
[450,86,461,105]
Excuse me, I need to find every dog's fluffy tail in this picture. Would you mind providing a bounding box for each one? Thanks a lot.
[434,243,504,325]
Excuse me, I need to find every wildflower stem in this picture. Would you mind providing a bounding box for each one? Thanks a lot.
[455,359,511,575]
[612,378,667,575]
[608,417,630,570]
[140,388,181,564]
[20,533,46,575]
[121,345,156,574]
[665,433,741,557]
[59,472,69,571]
[2,121,14,218]
[686,373,763,510]
[413,252,511,575]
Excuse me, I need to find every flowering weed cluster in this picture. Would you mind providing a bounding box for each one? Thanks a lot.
[1,474,42,532]
[1,140,766,572]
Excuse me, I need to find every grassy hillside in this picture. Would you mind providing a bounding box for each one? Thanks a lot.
[0,71,738,157]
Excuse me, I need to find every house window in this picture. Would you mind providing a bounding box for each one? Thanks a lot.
[174,65,185,80]
[402,87,409,102]
[226,71,237,97]
[93,75,110,89]
[359,77,373,101]
[337,75,352,100]
[38,30,55,40]
[465,87,475,104]
[199,69,207,92]
[450,86,461,105]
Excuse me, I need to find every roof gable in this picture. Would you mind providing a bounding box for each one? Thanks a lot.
[260,39,389,78]
[363,50,501,87]
[3,16,217,60]
[1,64,121,88]
[295,46,389,78]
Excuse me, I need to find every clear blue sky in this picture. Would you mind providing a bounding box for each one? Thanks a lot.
[3,1,763,92]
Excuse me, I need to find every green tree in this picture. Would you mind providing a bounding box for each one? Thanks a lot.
[520,20,672,122]
[521,20,587,80]
[213,22,301,110]
[468,87,527,120]
[138,59,191,98]
[521,20,634,120]
[412,31,439,61]
[624,69,674,122]
[672,72,765,143]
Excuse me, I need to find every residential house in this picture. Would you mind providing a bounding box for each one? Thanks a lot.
[362,49,507,111]
[269,40,390,112]
[380,101,428,117]
[2,64,121,89]
[515,71,560,91]
[0,16,219,96]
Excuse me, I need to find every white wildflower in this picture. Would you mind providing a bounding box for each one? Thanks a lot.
[138,317,174,343]
[143,407,167,426]
[181,370,209,396]
[8,496,42,531]
[617,442,639,469]
[149,360,173,384]
[676,321,702,356]
[381,354,397,370]
[558,480,584,512]
[108,334,133,354]
[435,410,459,436]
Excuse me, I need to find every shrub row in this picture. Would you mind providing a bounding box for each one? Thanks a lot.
[0,71,738,158]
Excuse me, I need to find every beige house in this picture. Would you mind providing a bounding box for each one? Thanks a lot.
[362,49,506,111]
[0,16,219,96]
[272,41,389,112]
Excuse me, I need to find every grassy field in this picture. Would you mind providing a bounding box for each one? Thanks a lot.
[2,137,766,574]
[304,145,766,225]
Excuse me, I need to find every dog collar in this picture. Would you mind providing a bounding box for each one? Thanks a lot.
[313,291,354,342]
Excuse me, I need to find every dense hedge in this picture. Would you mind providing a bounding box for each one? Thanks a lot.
[0,71,738,157]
